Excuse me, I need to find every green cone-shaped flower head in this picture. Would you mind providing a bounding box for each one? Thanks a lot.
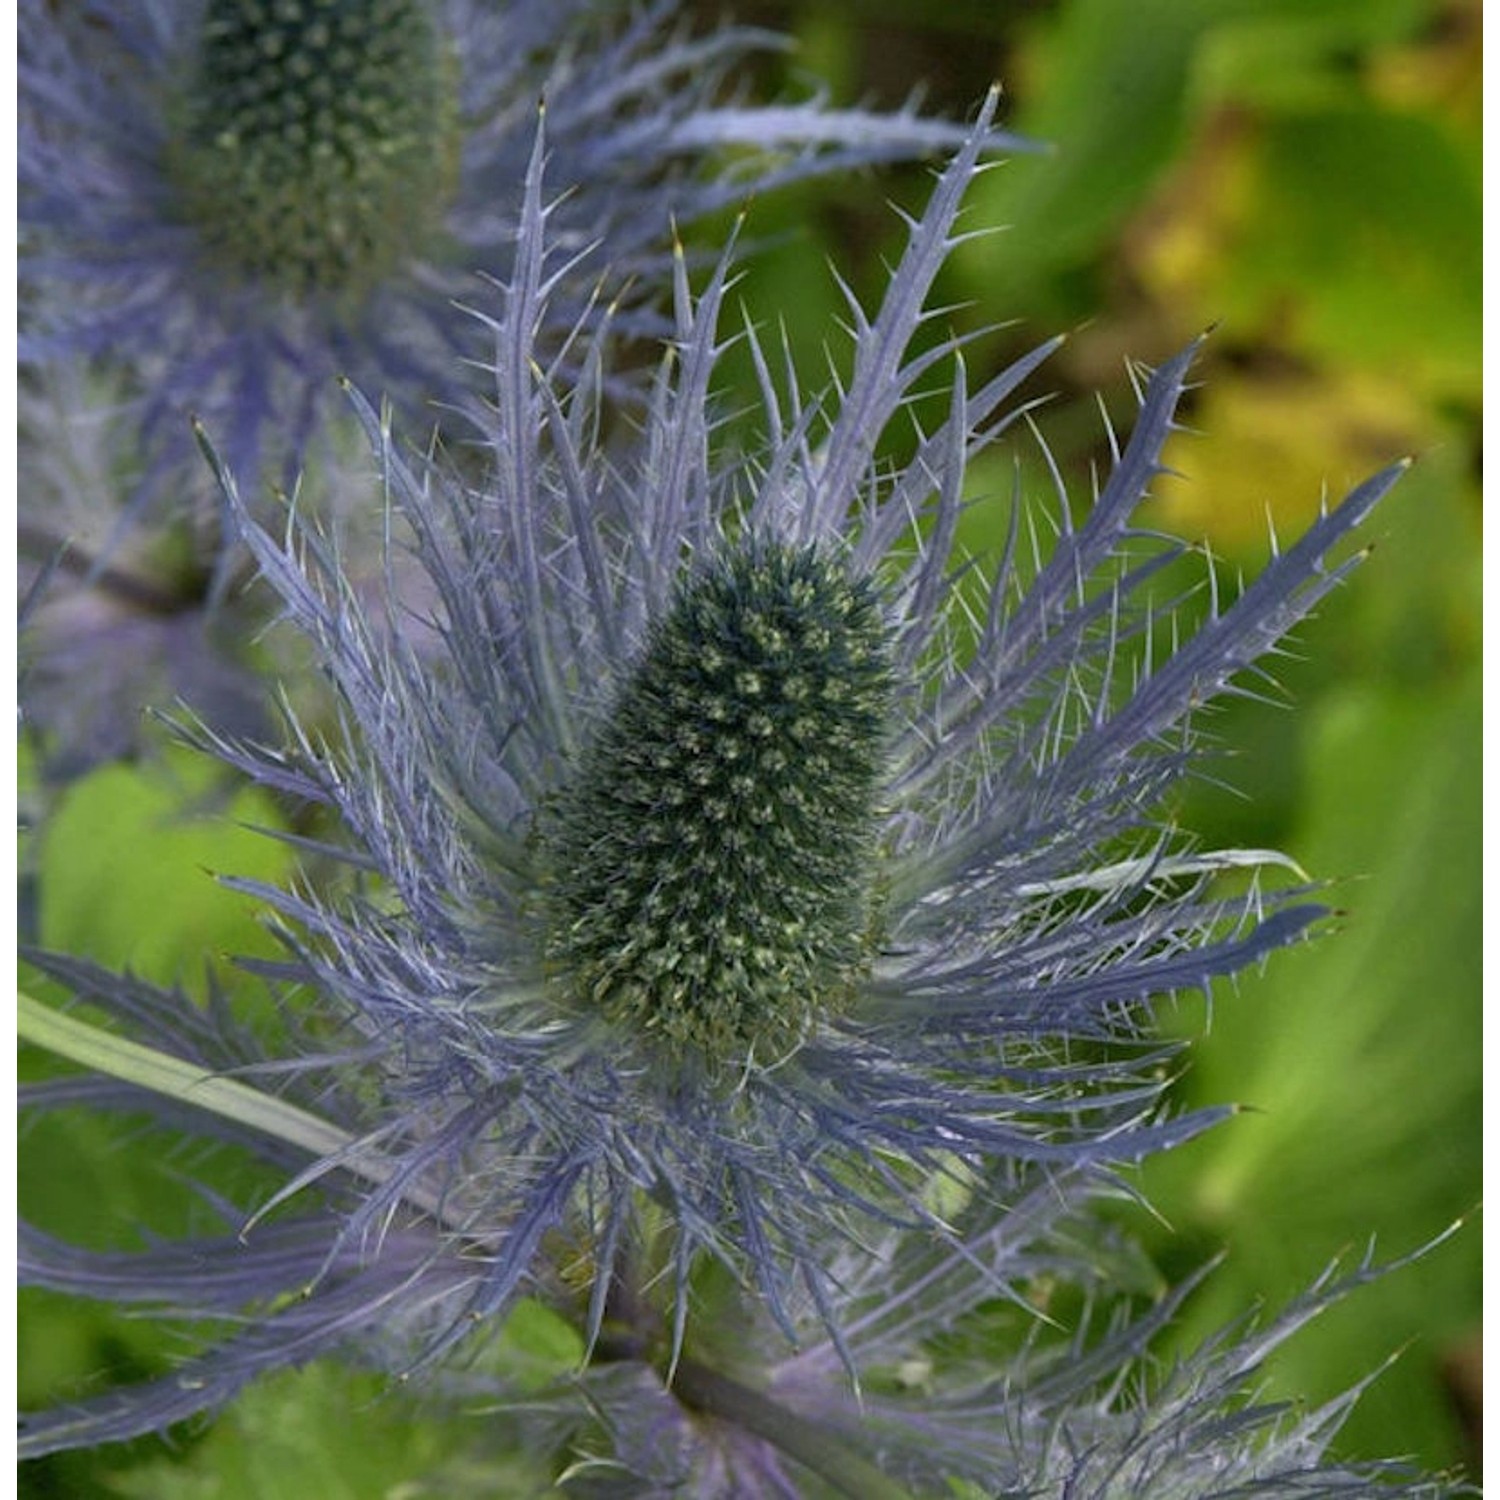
[171,0,458,301]
[545,542,895,1066]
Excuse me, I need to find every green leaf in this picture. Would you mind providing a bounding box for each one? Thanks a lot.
[1219,107,1480,397]
[1144,671,1480,1473]
[954,0,1435,322]
[104,1363,558,1500]
[35,749,295,990]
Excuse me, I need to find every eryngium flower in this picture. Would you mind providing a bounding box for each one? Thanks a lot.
[20,97,1407,1453]
[19,0,1021,501]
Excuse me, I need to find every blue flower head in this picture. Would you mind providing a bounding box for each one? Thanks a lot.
[20,0,1019,506]
[21,96,1412,1458]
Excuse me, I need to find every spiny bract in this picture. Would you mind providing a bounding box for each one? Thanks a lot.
[477,1182,1461,1498]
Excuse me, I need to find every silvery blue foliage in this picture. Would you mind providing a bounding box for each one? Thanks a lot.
[20,98,1419,1472]
[19,0,1019,505]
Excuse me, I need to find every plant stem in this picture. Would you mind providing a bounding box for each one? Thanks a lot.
[670,1355,916,1500]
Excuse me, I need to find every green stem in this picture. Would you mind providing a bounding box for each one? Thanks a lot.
[18,991,442,1220]
[670,1355,917,1500]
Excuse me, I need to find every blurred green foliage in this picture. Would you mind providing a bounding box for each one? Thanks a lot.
[106,1363,558,1500]
[20,0,1479,1490]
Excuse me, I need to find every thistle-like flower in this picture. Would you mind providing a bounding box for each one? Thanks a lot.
[19,0,1015,503]
[20,97,1409,1456]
